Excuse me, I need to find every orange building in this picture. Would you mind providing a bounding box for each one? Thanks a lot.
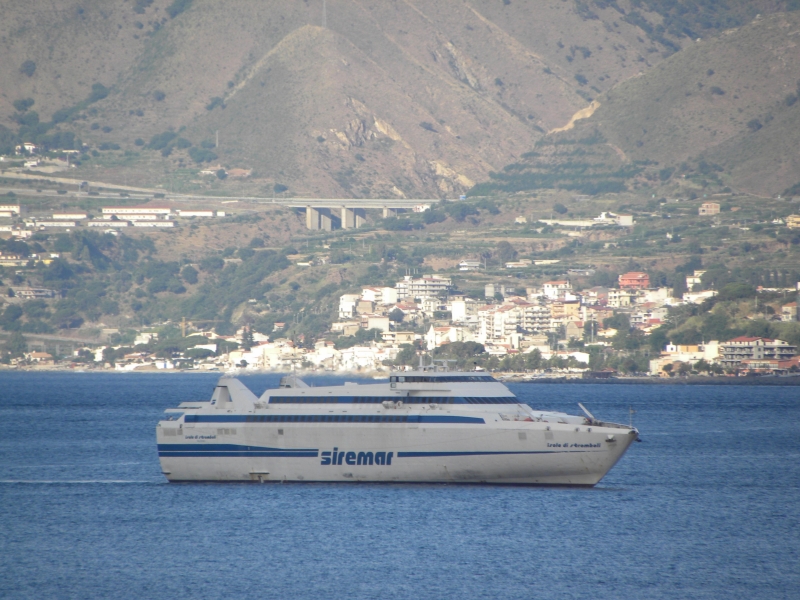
[619,272,650,290]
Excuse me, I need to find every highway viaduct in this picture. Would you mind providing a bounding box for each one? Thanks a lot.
[0,173,442,230]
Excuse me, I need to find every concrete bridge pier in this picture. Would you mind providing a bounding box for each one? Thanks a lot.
[306,206,334,231]
[383,207,397,218]
[319,209,333,231]
[306,206,321,230]
[341,207,366,229]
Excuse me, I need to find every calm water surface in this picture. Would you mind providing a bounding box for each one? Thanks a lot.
[0,373,798,599]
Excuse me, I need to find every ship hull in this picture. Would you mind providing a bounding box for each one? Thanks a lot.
[158,421,636,486]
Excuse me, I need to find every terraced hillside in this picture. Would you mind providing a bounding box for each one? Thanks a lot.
[473,10,800,198]
[2,1,798,197]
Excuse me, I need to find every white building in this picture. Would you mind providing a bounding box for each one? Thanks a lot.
[102,206,171,216]
[177,210,217,217]
[542,280,572,300]
[88,221,129,227]
[339,294,360,319]
[683,290,718,304]
[132,221,175,228]
[366,316,391,333]
[608,289,636,308]
[38,221,76,228]
[449,298,479,323]
[361,287,398,306]
[425,325,471,350]
[686,270,706,290]
[395,275,452,299]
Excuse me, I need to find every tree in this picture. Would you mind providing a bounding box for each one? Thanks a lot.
[678,362,692,376]
[181,265,198,285]
[153,90,166,101]
[672,276,688,299]
[496,241,517,264]
[389,308,404,323]
[4,331,27,357]
[694,359,710,373]
[216,169,227,180]
[241,328,254,351]
[662,364,673,376]
[553,203,568,214]
[395,344,417,366]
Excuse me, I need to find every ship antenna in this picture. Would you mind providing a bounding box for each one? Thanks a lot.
[629,406,636,428]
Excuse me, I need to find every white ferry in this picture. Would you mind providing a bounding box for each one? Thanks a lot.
[157,368,639,485]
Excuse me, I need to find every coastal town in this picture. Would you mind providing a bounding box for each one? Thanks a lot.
[7,264,799,378]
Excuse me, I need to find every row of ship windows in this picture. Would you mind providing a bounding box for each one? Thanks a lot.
[245,415,410,423]
[267,396,514,404]
[389,375,496,383]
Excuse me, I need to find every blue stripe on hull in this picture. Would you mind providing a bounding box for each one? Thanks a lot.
[396,450,594,457]
[157,444,318,452]
[159,451,319,458]
[183,415,485,424]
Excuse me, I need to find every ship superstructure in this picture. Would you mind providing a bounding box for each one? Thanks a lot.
[157,368,638,485]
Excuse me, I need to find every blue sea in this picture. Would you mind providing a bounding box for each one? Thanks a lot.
[0,373,798,599]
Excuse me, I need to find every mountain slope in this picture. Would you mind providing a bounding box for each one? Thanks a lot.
[2,1,798,197]
[471,11,800,198]
[590,11,800,195]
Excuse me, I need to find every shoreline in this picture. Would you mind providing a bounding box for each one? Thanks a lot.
[2,366,800,385]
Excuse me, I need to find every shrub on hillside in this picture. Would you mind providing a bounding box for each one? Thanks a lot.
[88,83,109,103]
[153,90,166,101]
[167,0,193,19]
[188,147,217,163]
[746,119,762,132]
[20,60,36,77]
[148,131,177,150]
[13,98,34,112]
[206,97,224,111]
